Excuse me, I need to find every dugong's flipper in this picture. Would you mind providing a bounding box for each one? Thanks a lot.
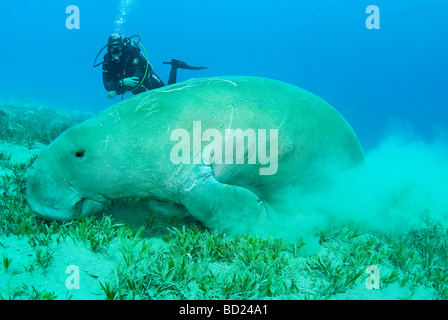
[178,164,268,234]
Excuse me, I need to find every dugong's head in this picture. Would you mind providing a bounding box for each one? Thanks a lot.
[26,94,175,221]
[26,120,113,220]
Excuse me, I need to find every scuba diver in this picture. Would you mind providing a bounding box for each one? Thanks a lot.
[94,34,207,99]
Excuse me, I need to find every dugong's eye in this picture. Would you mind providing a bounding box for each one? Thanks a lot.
[75,150,85,158]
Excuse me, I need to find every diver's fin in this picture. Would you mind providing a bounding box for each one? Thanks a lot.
[163,59,207,70]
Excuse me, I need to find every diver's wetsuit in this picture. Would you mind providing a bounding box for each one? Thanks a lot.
[102,44,165,95]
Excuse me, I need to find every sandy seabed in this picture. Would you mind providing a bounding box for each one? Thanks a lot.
[0,101,445,300]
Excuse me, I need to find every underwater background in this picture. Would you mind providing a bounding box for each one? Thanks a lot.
[1,0,447,150]
[0,0,447,300]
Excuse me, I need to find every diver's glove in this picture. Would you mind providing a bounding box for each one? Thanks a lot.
[122,77,140,87]
[106,91,118,99]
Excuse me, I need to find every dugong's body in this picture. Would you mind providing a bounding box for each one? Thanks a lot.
[26,76,363,232]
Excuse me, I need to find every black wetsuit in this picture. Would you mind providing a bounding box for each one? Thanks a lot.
[102,43,165,95]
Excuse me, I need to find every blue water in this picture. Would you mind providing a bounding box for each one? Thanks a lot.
[0,0,447,150]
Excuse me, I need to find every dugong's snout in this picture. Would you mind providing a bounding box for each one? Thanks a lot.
[26,166,106,221]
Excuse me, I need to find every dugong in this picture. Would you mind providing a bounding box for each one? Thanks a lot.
[26,76,363,233]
